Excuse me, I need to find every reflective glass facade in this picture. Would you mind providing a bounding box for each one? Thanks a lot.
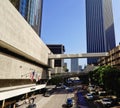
[86,0,116,64]
[10,0,43,37]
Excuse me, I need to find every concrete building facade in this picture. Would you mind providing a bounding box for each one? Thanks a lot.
[0,1,52,105]
[86,0,116,64]
[98,45,120,68]
[47,44,65,73]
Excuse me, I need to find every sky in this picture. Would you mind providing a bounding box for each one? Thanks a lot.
[41,0,120,69]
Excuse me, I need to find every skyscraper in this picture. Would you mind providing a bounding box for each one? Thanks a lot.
[10,0,43,37]
[86,0,116,64]
[71,58,79,72]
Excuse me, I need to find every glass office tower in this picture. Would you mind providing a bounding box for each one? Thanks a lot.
[10,0,43,37]
[86,0,116,64]
[71,58,79,72]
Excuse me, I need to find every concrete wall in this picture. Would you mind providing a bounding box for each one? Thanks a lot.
[51,67,64,74]
[0,52,47,79]
[0,0,51,66]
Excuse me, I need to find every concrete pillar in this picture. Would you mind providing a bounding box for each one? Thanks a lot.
[48,68,52,79]
[13,104,16,108]
[2,100,5,108]
[26,93,28,98]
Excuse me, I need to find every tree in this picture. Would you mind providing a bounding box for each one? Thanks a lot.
[89,66,120,97]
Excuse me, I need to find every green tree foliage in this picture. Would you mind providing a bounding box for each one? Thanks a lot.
[48,76,63,85]
[89,66,120,97]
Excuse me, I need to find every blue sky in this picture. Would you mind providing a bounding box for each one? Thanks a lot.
[41,0,120,69]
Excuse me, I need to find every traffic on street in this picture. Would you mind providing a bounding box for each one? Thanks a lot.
[15,79,120,108]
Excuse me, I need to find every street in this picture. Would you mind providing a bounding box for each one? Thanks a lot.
[17,89,75,108]
[16,85,120,108]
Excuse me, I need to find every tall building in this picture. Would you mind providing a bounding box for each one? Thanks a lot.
[98,45,120,69]
[71,58,79,72]
[0,1,51,107]
[10,0,43,37]
[86,0,116,64]
[47,44,65,73]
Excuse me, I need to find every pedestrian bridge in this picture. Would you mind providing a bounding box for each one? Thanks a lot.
[48,52,108,59]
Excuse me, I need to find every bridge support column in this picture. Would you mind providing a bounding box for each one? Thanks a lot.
[2,100,5,108]
[13,104,16,108]
[48,68,52,79]
[26,93,28,98]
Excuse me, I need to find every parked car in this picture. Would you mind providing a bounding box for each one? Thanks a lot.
[98,91,107,96]
[41,88,47,94]
[85,93,94,100]
[90,90,96,95]
[61,85,67,89]
[43,88,54,97]
[88,85,95,91]
[101,98,113,107]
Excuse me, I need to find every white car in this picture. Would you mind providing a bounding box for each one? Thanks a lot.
[98,91,106,96]
[101,98,112,106]
[88,85,95,91]
[85,93,93,100]
[90,90,96,95]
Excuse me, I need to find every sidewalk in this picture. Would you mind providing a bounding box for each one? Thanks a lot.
[16,94,44,108]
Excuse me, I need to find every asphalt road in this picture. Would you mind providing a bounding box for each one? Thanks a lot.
[41,89,74,108]
[17,88,75,108]
[17,87,116,108]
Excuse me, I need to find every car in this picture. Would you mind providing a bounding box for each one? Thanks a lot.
[66,98,73,107]
[90,90,96,95]
[41,88,47,94]
[67,87,74,92]
[88,85,95,91]
[85,93,94,100]
[61,85,67,89]
[64,86,74,92]
[101,98,112,107]
[43,88,54,97]
[98,91,107,96]
[27,104,36,108]
[44,92,51,97]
